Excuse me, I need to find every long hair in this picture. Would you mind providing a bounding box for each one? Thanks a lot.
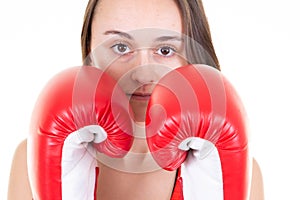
[81,0,220,70]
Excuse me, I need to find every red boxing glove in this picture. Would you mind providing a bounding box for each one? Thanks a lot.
[146,64,250,199]
[28,66,133,200]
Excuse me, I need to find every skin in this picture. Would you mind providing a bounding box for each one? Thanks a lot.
[8,0,264,199]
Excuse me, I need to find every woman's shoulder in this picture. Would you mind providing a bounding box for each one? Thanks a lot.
[250,157,265,200]
[9,139,28,171]
[8,139,32,200]
[13,139,27,156]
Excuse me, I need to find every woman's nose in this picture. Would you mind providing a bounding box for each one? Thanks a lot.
[131,65,159,85]
[136,49,151,66]
[131,50,159,84]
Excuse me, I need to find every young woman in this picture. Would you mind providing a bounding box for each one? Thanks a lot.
[8,0,264,199]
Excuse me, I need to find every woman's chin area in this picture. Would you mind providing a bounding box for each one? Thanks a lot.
[129,99,149,123]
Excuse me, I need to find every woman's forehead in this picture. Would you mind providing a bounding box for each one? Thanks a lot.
[92,0,182,34]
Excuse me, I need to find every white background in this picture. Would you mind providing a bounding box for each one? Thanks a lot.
[0,0,299,199]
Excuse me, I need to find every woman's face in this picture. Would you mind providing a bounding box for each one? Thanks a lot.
[91,0,187,122]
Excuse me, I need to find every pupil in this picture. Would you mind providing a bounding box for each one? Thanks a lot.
[161,47,170,55]
[118,44,127,52]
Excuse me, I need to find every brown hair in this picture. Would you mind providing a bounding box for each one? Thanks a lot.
[81,0,220,70]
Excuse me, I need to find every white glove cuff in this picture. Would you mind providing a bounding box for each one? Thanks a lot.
[179,137,224,200]
[61,125,107,200]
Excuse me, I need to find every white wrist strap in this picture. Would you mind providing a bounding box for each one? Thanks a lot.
[61,125,107,200]
[179,137,224,200]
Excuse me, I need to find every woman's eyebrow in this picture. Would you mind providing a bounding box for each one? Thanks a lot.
[154,35,183,42]
[104,30,183,43]
[104,30,133,40]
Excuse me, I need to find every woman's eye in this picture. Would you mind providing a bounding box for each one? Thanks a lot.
[156,46,176,57]
[111,43,131,55]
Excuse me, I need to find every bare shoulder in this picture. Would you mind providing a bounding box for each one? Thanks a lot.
[250,158,265,200]
[8,139,32,200]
